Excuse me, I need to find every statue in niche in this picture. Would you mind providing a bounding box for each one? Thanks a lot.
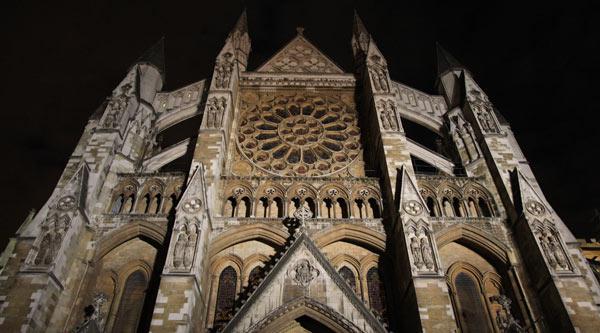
[33,215,68,266]
[184,224,198,268]
[410,236,423,268]
[539,231,557,268]
[420,237,434,270]
[103,83,132,128]
[370,66,389,93]
[548,233,568,270]
[173,232,187,269]
[206,97,227,128]
[378,100,398,131]
[215,52,234,88]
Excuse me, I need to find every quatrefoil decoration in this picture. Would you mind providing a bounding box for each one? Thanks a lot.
[525,200,545,216]
[57,196,76,211]
[182,199,202,213]
[233,187,246,197]
[359,189,370,197]
[403,200,423,216]
[296,188,307,197]
[265,188,276,196]
[327,189,339,197]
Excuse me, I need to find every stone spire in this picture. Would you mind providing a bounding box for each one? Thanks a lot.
[134,37,166,80]
[435,42,466,76]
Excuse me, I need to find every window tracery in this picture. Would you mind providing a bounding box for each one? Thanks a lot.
[214,266,238,325]
[237,92,361,177]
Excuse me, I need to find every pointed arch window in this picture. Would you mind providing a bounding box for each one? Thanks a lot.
[338,266,357,294]
[247,266,262,287]
[367,267,386,315]
[426,196,438,217]
[453,271,492,333]
[214,266,237,324]
[112,270,148,333]
[478,197,492,217]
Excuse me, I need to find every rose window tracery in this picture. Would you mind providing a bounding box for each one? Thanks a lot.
[237,92,361,177]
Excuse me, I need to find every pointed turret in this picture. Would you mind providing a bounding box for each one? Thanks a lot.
[435,43,467,108]
[134,37,166,80]
[351,11,371,64]
[224,9,251,71]
[435,43,467,76]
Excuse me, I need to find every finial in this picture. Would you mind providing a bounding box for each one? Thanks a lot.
[292,206,312,235]
[296,27,305,35]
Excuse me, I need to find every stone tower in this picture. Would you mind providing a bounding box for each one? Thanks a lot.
[1,11,599,333]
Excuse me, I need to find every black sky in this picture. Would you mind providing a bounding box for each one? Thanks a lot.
[1,0,599,249]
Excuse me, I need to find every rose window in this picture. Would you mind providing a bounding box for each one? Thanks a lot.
[237,93,361,177]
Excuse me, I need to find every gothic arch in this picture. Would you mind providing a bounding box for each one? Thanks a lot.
[94,221,167,261]
[435,224,510,266]
[313,224,386,253]
[242,253,269,286]
[208,223,288,258]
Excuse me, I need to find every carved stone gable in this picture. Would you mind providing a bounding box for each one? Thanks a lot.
[257,35,344,74]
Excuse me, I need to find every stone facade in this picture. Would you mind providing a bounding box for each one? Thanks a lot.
[1,10,599,333]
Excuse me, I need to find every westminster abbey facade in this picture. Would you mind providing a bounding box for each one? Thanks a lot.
[1,11,599,333]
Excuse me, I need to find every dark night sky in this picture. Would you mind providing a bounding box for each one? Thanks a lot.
[1,1,599,249]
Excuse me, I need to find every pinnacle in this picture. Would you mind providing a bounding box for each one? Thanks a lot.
[134,36,166,80]
[435,42,466,76]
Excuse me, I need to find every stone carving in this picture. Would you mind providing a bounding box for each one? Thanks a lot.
[538,229,569,271]
[264,187,276,196]
[288,259,320,287]
[205,96,227,128]
[32,214,70,266]
[259,36,342,74]
[103,83,132,128]
[469,90,500,134]
[182,198,202,214]
[215,52,234,88]
[237,92,361,177]
[91,292,108,330]
[358,189,370,197]
[377,99,399,131]
[490,294,525,333]
[407,225,436,272]
[410,237,423,268]
[525,200,545,216]
[450,115,480,162]
[172,220,200,270]
[57,196,77,211]
[420,238,434,270]
[403,201,423,216]
[369,56,389,93]
[327,188,339,197]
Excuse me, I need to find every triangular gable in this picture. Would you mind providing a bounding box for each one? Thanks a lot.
[223,232,386,333]
[397,166,429,216]
[512,168,576,243]
[256,34,344,74]
[53,162,90,212]
[176,163,208,214]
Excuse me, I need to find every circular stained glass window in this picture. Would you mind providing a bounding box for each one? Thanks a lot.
[237,92,361,177]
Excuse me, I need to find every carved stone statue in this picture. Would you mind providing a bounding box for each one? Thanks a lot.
[420,237,434,270]
[410,237,423,268]
[206,96,227,128]
[102,83,132,128]
[173,232,187,268]
[539,231,557,268]
[184,224,198,268]
[215,52,234,88]
[548,234,568,270]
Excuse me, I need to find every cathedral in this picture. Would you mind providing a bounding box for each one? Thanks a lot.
[1,10,600,333]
